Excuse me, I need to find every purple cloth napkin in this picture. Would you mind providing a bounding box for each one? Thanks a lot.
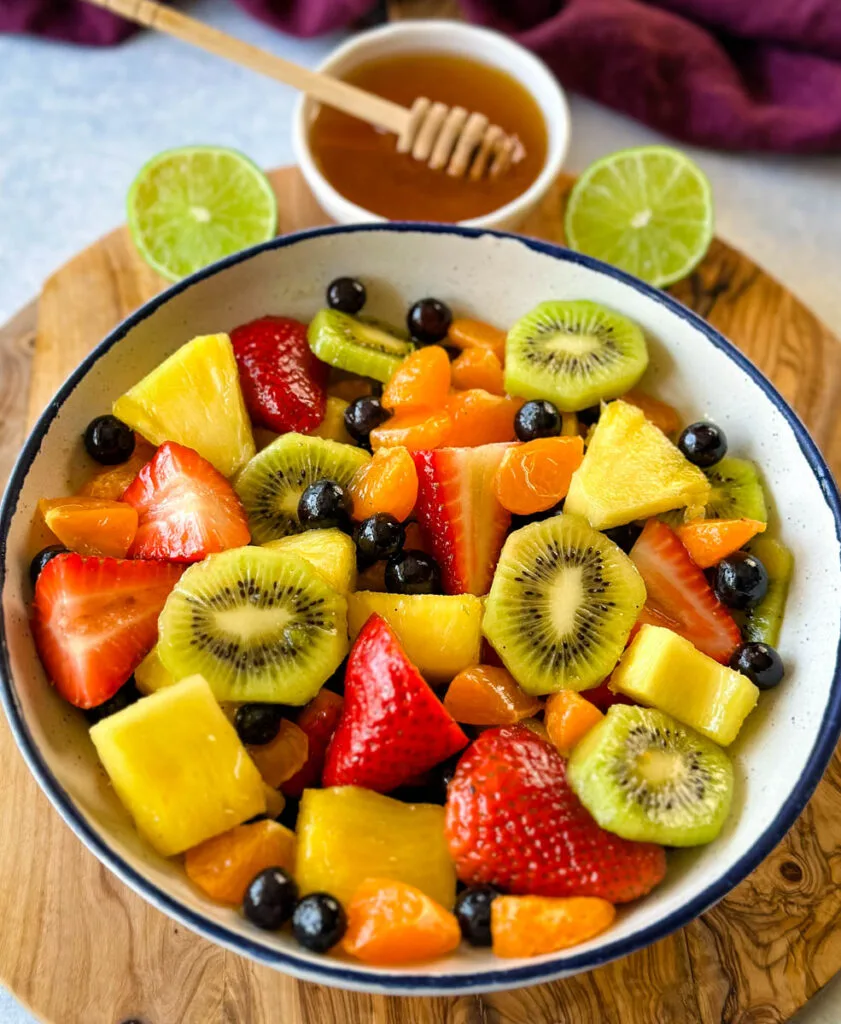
[4,0,841,152]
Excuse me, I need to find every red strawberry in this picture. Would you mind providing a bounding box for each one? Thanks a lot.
[630,519,740,663]
[446,725,666,903]
[581,678,635,712]
[32,553,182,709]
[122,442,250,562]
[323,614,468,792]
[412,444,512,596]
[282,688,344,797]
[230,315,328,434]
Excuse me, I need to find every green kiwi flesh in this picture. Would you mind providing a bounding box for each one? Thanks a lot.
[235,432,369,543]
[736,536,793,646]
[157,546,348,705]
[504,300,649,412]
[662,455,768,526]
[482,513,646,695]
[308,309,414,383]
[567,704,734,846]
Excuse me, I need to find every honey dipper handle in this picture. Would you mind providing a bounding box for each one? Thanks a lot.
[85,0,411,136]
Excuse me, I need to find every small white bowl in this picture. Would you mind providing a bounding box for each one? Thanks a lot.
[2,225,841,995]
[293,21,570,230]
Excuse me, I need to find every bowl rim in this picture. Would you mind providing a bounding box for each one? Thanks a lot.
[291,20,571,229]
[2,221,841,995]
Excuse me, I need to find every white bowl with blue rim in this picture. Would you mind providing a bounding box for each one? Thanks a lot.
[1,224,840,995]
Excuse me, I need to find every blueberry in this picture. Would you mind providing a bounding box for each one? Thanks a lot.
[83,677,142,725]
[455,885,499,947]
[407,298,452,345]
[292,892,348,953]
[577,405,602,427]
[678,422,727,468]
[29,545,67,588]
[243,867,299,930]
[604,523,643,554]
[235,704,283,746]
[355,513,405,564]
[514,400,562,442]
[385,550,442,595]
[714,551,768,610]
[298,480,352,532]
[730,642,784,690]
[83,414,135,465]
[344,395,390,444]
[326,277,366,314]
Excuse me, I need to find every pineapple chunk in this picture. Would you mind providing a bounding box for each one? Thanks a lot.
[347,592,482,684]
[296,786,456,908]
[610,624,759,746]
[90,675,265,856]
[134,645,176,694]
[565,400,710,529]
[263,528,356,594]
[113,333,255,478]
[309,396,354,445]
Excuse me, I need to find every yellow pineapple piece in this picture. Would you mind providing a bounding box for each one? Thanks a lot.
[309,396,354,445]
[134,645,177,694]
[610,624,759,746]
[296,786,456,908]
[263,528,356,594]
[89,675,265,856]
[564,400,710,529]
[346,592,483,684]
[113,333,255,478]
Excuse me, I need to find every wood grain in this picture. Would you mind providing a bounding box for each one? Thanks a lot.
[2,166,841,1024]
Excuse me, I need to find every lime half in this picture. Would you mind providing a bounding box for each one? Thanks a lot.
[565,146,714,288]
[127,146,278,281]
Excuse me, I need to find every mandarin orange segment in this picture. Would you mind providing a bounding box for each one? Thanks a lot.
[451,347,505,395]
[444,665,542,725]
[40,498,139,558]
[78,437,156,500]
[493,436,585,515]
[448,318,507,363]
[491,895,616,958]
[544,691,604,757]
[184,819,296,905]
[676,517,766,569]
[623,389,681,437]
[444,390,521,447]
[370,409,452,452]
[342,878,461,965]
[349,446,419,522]
[382,345,451,413]
[247,719,309,788]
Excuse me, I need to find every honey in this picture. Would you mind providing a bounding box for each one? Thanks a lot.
[309,53,548,222]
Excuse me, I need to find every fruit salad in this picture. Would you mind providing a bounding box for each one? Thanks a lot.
[26,280,791,965]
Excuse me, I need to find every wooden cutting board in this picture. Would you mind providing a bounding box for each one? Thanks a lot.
[2,166,841,1024]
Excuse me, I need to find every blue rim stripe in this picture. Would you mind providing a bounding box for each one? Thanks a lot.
[2,222,841,994]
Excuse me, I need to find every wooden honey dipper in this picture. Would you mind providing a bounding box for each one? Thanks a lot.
[84,0,524,180]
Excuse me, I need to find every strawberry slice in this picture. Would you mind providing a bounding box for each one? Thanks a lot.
[412,444,512,596]
[230,315,328,434]
[630,519,740,663]
[32,553,182,709]
[323,614,468,792]
[282,688,344,798]
[122,441,250,562]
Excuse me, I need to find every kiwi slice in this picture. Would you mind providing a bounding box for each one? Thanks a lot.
[308,309,414,383]
[662,456,768,526]
[482,514,646,695]
[568,704,734,846]
[504,300,649,412]
[737,536,793,646]
[235,433,369,543]
[157,546,348,705]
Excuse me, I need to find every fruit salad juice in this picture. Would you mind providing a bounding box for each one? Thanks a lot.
[27,278,790,965]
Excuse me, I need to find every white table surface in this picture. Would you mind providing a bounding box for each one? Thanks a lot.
[1,1,840,1020]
